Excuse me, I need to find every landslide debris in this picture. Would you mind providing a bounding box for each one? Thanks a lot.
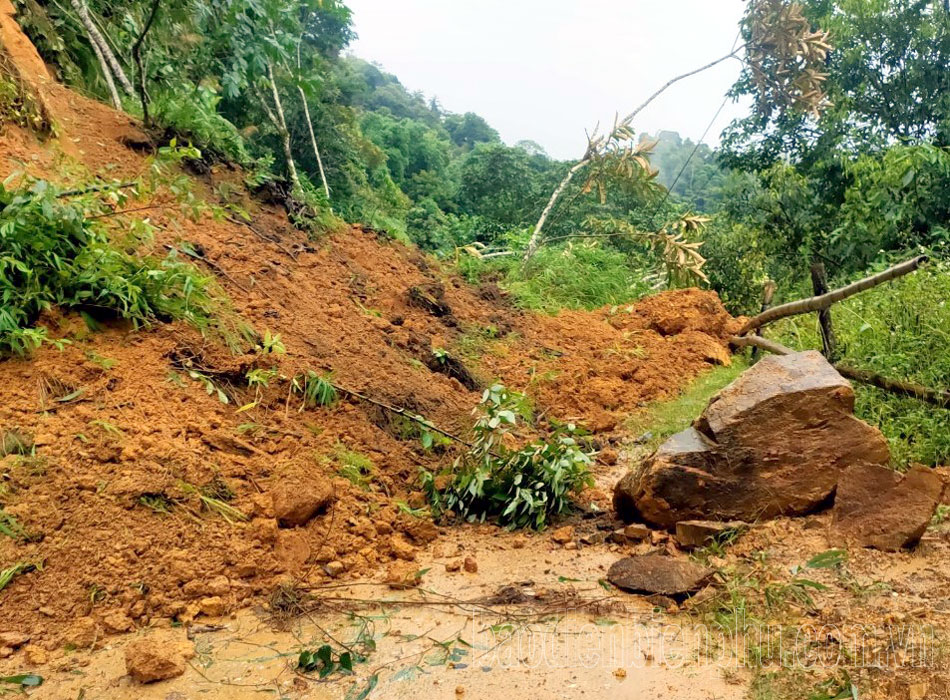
[615,351,892,527]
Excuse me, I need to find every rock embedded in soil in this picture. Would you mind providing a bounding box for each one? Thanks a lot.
[607,554,713,596]
[832,464,943,551]
[615,351,891,527]
[271,476,334,527]
[124,630,196,683]
[674,520,747,549]
[551,525,574,544]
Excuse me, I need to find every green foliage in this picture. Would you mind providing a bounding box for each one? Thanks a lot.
[293,370,338,408]
[297,644,356,678]
[770,260,950,466]
[423,384,593,530]
[152,84,251,164]
[0,178,227,356]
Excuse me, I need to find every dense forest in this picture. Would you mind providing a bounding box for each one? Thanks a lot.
[5,0,950,465]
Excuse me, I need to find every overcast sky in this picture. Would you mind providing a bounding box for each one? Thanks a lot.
[344,0,750,160]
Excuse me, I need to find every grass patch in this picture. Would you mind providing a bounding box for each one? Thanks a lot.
[625,359,749,451]
[333,445,375,489]
[458,244,654,312]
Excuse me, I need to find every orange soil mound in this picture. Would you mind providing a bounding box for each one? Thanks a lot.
[0,41,740,645]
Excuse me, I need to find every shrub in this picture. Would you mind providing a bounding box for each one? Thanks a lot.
[152,84,251,165]
[423,384,593,529]
[0,179,226,355]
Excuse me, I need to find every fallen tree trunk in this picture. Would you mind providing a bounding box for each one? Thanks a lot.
[738,255,928,335]
[730,335,950,409]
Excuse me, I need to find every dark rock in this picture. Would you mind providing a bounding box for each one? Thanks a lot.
[833,464,943,551]
[615,352,891,527]
[607,553,713,596]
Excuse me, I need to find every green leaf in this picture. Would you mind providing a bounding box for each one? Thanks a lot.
[0,674,43,687]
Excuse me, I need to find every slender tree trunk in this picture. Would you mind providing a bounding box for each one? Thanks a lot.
[522,47,742,264]
[264,60,301,196]
[297,85,330,202]
[70,0,134,97]
[522,158,589,264]
[132,0,160,127]
[810,261,837,361]
[72,2,121,109]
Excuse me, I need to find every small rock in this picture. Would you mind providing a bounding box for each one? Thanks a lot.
[579,531,605,545]
[198,597,227,617]
[124,631,196,683]
[0,632,30,649]
[455,685,465,695]
[599,448,619,466]
[101,610,134,634]
[463,557,478,573]
[271,476,333,527]
[445,559,462,572]
[551,525,574,544]
[623,524,651,542]
[674,520,747,549]
[386,562,422,589]
[64,617,100,649]
[390,534,417,561]
[833,464,943,551]
[607,553,713,596]
[204,575,231,597]
[564,541,578,550]
[0,647,12,659]
[24,645,47,665]
[324,561,345,577]
[511,537,527,549]
[607,529,627,544]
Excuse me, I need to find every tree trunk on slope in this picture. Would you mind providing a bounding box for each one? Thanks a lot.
[297,85,330,203]
[70,0,133,98]
[264,60,302,196]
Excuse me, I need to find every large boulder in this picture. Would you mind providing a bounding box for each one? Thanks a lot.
[607,554,713,596]
[832,464,943,551]
[615,351,891,528]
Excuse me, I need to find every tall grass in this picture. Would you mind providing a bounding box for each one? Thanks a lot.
[770,259,950,466]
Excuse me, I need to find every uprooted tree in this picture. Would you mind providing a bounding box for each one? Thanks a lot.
[521,0,833,266]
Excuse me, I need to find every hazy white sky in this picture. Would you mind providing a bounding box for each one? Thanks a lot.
[344,0,750,160]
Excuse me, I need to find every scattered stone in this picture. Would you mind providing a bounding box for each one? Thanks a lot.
[455,685,466,695]
[271,476,333,527]
[64,617,100,648]
[564,541,578,551]
[623,524,651,542]
[386,562,422,589]
[551,525,574,544]
[674,520,748,549]
[445,559,462,572]
[101,610,134,634]
[615,352,891,527]
[124,630,196,683]
[579,531,606,545]
[599,448,619,466]
[833,464,943,551]
[511,536,527,549]
[390,534,416,561]
[607,529,627,544]
[24,645,47,666]
[463,557,478,573]
[198,596,227,617]
[204,575,231,597]
[324,561,345,577]
[607,554,713,596]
